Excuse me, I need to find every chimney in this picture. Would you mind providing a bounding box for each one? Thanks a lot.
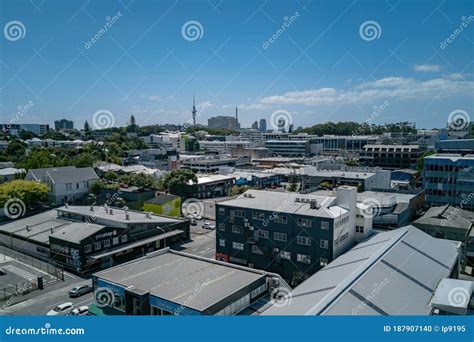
[26,224,30,231]
[125,212,130,220]
[90,206,94,211]
[109,209,113,215]
[310,199,318,209]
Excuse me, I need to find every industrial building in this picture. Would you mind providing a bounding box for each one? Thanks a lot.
[262,226,461,315]
[92,248,289,315]
[0,206,189,274]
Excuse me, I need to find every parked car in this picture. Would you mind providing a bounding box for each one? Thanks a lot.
[47,302,74,316]
[203,222,215,230]
[69,306,89,316]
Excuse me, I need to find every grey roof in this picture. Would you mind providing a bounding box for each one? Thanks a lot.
[49,222,106,244]
[0,210,105,244]
[218,189,348,219]
[430,279,473,315]
[262,225,460,316]
[28,166,98,183]
[414,205,474,230]
[57,206,184,225]
[94,249,268,312]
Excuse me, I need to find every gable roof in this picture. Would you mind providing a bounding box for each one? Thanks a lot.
[28,166,99,183]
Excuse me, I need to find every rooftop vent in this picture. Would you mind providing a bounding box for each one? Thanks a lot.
[26,224,30,231]
[310,199,320,209]
[90,206,94,212]
[146,212,152,219]
[109,209,113,215]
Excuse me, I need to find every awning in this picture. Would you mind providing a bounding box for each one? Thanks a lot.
[90,230,183,260]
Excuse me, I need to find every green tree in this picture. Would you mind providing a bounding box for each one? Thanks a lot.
[104,171,118,181]
[84,121,90,132]
[288,175,298,192]
[0,180,49,210]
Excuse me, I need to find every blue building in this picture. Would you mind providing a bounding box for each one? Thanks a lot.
[92,248,289,315]
[423,154,474,211]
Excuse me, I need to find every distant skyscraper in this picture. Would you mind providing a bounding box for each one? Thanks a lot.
[259,119,267,132]
[235,107,240,130]
[192,94,197,128]
[251,121,259,129]
[208,116,239,130]
[54,119,74,130]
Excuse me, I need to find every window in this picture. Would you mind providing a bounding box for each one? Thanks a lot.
[84,244,92,253]
[252,245,263,254]
[232,242,244,251]
[219,239,225,247]
[356,226,364,233]
[255,229,268,239]
[66,183,72,191]
[321,221,329,230]
[297,235,311,246]
[320,258,328,267]
[232,225,243,234]
[218,223,225,231]
[76,183,79,189]
[232,210,245,218]
[252,212,265,220]
[320,239,329,249]
[250,283,268,299]
[280,251,291,260]
[120,235,128,243]
[103,239,111,248]
[297,253,311,264]
[297,218,312,227]
[112,237,119,245]
[94,241,101,251]
[274,215,287,224]
[219,207,225,215]
[273,232,287,242]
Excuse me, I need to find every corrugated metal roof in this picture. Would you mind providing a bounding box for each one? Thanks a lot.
[262,225,460,316]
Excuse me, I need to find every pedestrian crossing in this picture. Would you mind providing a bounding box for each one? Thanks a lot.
[3,264,37,282]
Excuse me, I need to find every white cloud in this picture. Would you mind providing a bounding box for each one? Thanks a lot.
[413,64,441,72]
[258,76,474,106]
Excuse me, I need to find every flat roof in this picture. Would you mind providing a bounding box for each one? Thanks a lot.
[267,167,377,179]
[57,206,184,225]
[94,249,268,312]
[425,154,474,161]
[218,189,348,219]
[262,226,460,316]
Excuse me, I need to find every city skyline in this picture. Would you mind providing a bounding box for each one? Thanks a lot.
[1,0,473,130]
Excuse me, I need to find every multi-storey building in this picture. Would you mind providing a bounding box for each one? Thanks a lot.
[2,123,49,136]
[359,144,425,169]
[208,116,240,131]
[215,187,359,286]
[54,119,74,130]
[423,154,474,211]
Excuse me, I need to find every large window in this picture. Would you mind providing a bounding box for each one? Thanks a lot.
[252,212,265,220]
[255,229,268,239]
[94,242,101,251]
[274,215,287,224]
[297,218,312,227]
[297,253,311,264]
[297,235,311,246]
[273,232,287,242]
[232,242,244,251]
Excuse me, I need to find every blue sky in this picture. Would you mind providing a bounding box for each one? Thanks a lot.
[0,0,473,130]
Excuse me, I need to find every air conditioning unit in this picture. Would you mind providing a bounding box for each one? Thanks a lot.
[249,226,254,231]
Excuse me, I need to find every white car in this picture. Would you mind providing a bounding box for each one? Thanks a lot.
[203,222,215,230]
[47,302,74,316]
[69,306,89,316]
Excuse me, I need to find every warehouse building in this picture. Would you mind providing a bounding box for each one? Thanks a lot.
[0,205,189,274]
[92,248,290,315]
[262,225,461,315]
